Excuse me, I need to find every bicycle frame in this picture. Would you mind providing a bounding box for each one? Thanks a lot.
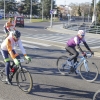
[63,56,88,71]
[75,56,89,72]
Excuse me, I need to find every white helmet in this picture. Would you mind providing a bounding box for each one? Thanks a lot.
[78,30,85,36]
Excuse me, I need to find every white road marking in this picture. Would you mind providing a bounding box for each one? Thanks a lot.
[22,39,51,47]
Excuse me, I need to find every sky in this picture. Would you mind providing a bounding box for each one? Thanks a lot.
[55,0,99,5]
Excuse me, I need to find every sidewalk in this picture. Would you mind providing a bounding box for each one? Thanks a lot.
[47,24,100,57]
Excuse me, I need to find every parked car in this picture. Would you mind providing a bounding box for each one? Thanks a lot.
[0,15,2,19]
[14,16,24,27]
[33,15,39,19]
[69,18,75,21]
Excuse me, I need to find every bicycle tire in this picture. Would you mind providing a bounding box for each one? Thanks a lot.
[0,61,6,82]
[16,68,33,93]
[80,60,99,82]
[57,56,71,75]
[93,90,100,100]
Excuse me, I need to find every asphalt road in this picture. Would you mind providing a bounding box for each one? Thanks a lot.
[0,21,100,100]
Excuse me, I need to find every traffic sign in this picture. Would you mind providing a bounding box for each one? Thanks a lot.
[50,10,54,14]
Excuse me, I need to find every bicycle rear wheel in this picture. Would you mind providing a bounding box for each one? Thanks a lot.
[57,56,71,75]
[93,90,100,100]
[80,60,99,82]
[0,61,6,82]
[16,68,33,93]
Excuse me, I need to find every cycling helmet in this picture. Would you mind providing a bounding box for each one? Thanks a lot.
[13,30,21,38]
[78,30,85,36]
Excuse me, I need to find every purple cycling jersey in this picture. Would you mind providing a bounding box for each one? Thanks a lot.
[67,36,85,47]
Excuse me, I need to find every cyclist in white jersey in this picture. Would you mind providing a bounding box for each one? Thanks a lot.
[1,30,31,85]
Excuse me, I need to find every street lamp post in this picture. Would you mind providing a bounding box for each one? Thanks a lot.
[88,4,90,22]
[42,0,44,21]
[30,0,32,22]
[4,0,5,20]
[92,0,96,25]
[50,0,53,27]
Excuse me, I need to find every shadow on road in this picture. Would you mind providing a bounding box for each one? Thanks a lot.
[25,25,45,29]
[29,83,94,100]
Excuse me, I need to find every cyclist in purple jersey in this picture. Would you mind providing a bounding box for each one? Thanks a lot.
[65,30,94,66]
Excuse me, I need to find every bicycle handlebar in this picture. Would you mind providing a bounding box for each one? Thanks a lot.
[84,52,93,58]
[18,58,31,64]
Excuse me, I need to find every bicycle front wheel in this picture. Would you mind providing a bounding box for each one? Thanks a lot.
[80,60,99,82]
[57,56,70,75]
[0,61,6,82]
[16,68,33,93]
[93,90,100,100]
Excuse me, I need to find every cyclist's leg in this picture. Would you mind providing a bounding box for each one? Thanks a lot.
[11,50,20,70]
[66,46,79,73]
[65,46,79,63]
[0,50,11,84]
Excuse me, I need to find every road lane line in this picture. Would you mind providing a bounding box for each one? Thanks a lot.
[22,39,51,47]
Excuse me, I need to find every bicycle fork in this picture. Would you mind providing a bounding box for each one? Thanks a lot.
[84,59,89,72]
[20,68,26,81]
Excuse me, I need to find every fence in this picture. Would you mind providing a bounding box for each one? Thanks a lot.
[63,22,100,34]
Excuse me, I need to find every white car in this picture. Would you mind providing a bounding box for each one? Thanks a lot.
[33,15,39,19]
[69,18,75,21]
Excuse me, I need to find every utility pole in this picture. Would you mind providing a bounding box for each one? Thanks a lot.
[92,0,96,25]
[50,0,53,27]
[30,0,32,22]
[42,0,44,21]
[4,0,5,20]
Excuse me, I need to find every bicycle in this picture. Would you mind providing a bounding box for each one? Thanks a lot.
[93,89,100,100]
[0,57,33,93]
[56,51,99,82]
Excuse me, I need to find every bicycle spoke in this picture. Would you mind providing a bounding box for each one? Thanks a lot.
[80,61,98,82]
[57,56,71,75]
[16,68,33,93]
[0,61,7,82]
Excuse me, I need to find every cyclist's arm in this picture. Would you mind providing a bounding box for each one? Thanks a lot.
[6,39,18,59]
[76,44,84,53]
[83,41,91,51]
[11,23,16,30]
[17,39,26,56]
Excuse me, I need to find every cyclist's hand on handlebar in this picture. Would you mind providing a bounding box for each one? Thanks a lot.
[82,52,87,57]
[13,58,20,65]
[25,55,31,61]
[90,50,94,55]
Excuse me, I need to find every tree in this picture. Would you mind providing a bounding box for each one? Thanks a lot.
[0,1,3,9]
[20,0,39,15]
[40,0,56,18]
[0,1,16,13]
[77,5,81,16]
[96,1,100,25]
[69,3,79,16]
